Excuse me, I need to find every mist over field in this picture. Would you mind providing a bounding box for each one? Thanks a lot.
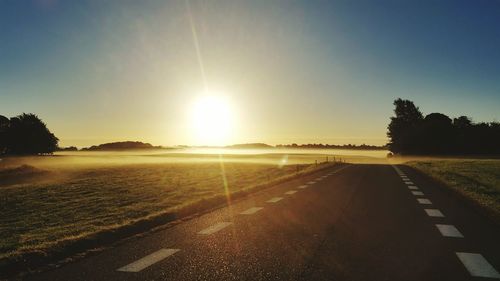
[0,148,389,171]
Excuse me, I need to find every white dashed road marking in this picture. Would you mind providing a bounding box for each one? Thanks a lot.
[285,190,298,195]
[425,209,444,217]
[408,185,419,190]
[456,252,500,279]
[267,197,283,203]
[412,191,424,196]
[405,181,414,185]
[198,222,233,235]
[240,207,263,215]
[117,249,180,272]
[307,181,316,185]
[298,185,308,189]
[435,224,463,238]
[417,198,432,204]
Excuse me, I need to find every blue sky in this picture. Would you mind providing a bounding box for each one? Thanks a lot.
[1,0,499,147]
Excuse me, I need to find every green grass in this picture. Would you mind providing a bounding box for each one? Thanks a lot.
[407,160,500,220]
[0,157,336,263]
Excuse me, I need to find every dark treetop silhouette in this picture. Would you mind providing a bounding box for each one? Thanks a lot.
[276,143,386,150]
[387,99,500,155]
[0,113,59,155]
[81,141,160,151]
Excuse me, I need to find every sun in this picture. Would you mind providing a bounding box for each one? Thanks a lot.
[191,94,234,146]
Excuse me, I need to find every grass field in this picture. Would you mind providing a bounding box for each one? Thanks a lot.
[0,150,356,265]
[407,159,500,220]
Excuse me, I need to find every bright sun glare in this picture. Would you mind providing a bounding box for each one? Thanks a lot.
[191,94,234,146]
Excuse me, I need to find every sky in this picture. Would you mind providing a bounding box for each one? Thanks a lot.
[1,0,499,147]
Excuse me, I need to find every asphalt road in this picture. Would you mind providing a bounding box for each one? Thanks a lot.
[26,164,500,281]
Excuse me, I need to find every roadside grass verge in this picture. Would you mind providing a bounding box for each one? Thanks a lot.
[0,160,344,277]
[407,160,500,222]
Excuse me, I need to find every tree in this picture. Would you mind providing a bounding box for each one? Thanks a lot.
[387,98,424,154]
[453,116,473,153]
[0,115,9,154]
[421,113,454,153]
[387,100,500,155]
[4,113,59,155]
[453,116,472,129]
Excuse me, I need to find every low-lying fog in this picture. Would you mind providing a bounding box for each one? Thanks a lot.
[0,148,391,170]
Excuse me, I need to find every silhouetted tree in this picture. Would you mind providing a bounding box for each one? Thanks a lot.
[421,113,454,153]
[4,113,59,155]
[387,100,500,155]
[0,115,9,154]
[453,116,473,129]
[453,116,473,152]
[387,99,424,154]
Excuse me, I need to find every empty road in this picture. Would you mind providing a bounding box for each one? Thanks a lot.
[27,164,500,281]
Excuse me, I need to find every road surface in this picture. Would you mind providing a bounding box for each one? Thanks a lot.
[27,164,500,281]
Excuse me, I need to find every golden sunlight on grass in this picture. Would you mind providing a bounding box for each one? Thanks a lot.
[0,155,339,262]
[407,159,500,221]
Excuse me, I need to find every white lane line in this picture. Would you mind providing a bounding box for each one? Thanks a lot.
[267,197,283,203]
[417,198,432,204]
[117,249,180,272]
[298,185,308,189]
[435,224,463,238]
[405,181,414,185]
[412,191,424,196]
[307,181,316,184]
[198,222,233,235]
[285,190,298,195]
[240,207,263,215]
[456,253,500,278]
[408,186,419,190]
[424,209,444,217]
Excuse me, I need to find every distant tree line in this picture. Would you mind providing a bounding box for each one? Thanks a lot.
[387,99,500,155]
[276,143,387,150]
[0,113,59,155]
[57,146,78,151]
[81,141,160,151]
[225,143,273,149]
